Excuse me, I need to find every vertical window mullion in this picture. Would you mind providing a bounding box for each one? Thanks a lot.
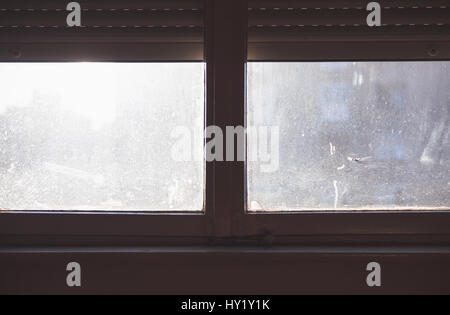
[205,0,248,238]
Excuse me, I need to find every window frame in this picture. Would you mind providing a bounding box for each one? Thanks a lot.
[239,1,450,245]
[1,0,450,248]
[0,1,211,244]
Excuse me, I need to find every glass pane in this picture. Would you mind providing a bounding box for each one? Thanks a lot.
[0,63,204,211]
[248,62,450,211]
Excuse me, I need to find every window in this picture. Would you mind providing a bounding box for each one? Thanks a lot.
[247,62,450,211]
[0,0,449,247]
[2,0,450,296]
[0,63,205,211]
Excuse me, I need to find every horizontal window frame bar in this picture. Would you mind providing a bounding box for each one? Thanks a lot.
[0,42,204,61]
[233,211,450,239]
[248,41,450,61]
[0,212,212,238]
[0,28,204,44]
[248,25,450,43]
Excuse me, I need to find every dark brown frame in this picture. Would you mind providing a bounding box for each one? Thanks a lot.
[0,0,244,246]
[1,0,450,295]
[0,0,450,249]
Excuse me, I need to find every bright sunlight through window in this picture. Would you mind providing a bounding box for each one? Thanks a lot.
[248,62,450,212]
[0,63,205,212]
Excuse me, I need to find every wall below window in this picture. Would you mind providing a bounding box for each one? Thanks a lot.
[1,247,449,294]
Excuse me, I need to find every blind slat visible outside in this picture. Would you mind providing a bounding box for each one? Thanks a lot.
[248,0,450,60]
[0,0,203,10]
[0,0,204,61]
[248,0,450,9]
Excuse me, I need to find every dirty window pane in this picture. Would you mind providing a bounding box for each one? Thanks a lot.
[248,62,450,211]
[0,63,204,211]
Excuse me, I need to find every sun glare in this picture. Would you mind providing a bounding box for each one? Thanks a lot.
[0,63,118,130]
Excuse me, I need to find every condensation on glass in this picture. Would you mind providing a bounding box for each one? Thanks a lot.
[0,63,204,211]
[248,62,450,211]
